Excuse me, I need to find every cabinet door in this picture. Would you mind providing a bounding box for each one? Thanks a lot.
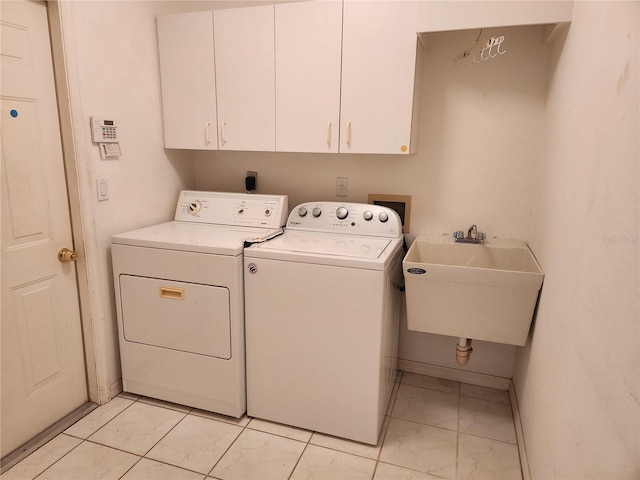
[157,11,217,150]
[275,1,342,153]
[340,1,418,154]
[214,5,275,151]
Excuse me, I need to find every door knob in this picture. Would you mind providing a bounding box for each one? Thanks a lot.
[57,247,77,262]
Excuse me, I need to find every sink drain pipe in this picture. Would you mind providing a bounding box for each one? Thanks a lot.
[456,338,473,365]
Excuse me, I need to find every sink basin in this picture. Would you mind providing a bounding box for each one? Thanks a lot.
[403,236,544,346]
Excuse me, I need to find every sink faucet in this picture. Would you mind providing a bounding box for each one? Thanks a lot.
[453,225,486,244]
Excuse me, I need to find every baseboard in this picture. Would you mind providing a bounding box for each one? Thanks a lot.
[109,379,123,403]
[397,359,511,390]
[509,382,531,480]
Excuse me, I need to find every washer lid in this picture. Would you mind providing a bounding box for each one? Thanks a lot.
[111,221,283,255]
[252,231,392,259]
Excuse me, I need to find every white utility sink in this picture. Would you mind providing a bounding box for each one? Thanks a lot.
[403,236,544,346]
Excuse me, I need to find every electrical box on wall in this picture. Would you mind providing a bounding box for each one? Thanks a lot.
[368,194,412,234]
[90,116,121,159]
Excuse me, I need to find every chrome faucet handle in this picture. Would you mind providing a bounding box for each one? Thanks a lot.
[477,232,486,241]
[453,231,465,239]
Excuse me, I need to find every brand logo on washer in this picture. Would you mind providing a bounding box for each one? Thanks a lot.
[248,263,258,274]
[407,268,427,275]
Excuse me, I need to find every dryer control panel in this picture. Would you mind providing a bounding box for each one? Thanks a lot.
[287,202,402,238]
[175,191,288,228]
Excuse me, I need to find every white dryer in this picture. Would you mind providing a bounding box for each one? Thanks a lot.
[244,202,404,444]
[111,191,287,417]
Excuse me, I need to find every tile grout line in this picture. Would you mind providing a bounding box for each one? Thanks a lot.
[138,405,191,459]
[31,396,143,480]
[204,413,254,478]
[30,438,85,480]
[509,381,531,480]
[285,432,313,480]
[23,372,522,480]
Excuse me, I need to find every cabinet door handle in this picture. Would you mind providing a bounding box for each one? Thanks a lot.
[327,122,332,147]
[346,122,352,147]
[221,121,227,146]
[205,122,211,145]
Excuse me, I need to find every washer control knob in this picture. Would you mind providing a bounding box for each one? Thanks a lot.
[298,206,307,217]
[336,207,349,220]
[363,210,373,221]
[264,208,272,217]
[188,200,201,215]
[379,211,389,223]
[312,207,322,217]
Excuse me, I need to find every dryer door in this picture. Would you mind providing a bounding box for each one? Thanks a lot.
[119,275,231,359]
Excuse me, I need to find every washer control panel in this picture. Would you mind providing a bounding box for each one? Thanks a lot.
[175,191,288,228]
[287,202,402,238]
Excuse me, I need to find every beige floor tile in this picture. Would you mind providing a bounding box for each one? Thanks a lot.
[210,429,305,480]
[385,381,401,417]
[310,429,382,461]
[121,458,206,480]
[401,373,460,395]
[37,441,138,480]
[379,418,457,479]
[460,384,511,405]
[0,434,81,480]
[247,418,312,443]
[459,396,517,444]
[146,414,243,474]
[64,396,134,439]
[6,375,525,480]
[88,402,186,455]
[373,462,443,479]
[391,384,459,431]
[457,433,522,479]
[290,445,376,480]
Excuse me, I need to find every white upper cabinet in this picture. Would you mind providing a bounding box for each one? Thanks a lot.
[214,5,275,152]
[340,1,419,155]
[157,11,217,150]
[275,1,343,153]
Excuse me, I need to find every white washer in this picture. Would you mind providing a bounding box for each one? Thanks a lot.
[111,191,288,417]
[244,202,404,444]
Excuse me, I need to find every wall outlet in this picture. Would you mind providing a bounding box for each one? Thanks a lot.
[246,171,257,192]
[336,177,348,197]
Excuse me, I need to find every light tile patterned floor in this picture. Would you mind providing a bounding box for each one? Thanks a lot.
[1,372,523,480]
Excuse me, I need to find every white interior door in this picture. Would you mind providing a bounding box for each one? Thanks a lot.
[1,0,88,458]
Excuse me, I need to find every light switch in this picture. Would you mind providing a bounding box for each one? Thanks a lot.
[96,178,109,201]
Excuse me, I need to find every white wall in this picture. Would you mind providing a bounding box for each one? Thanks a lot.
[194,24,551,379]
[513,2,639,478]
[59,1,196,396]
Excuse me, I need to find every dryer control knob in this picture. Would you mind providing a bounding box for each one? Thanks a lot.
[336,207,349,220]
[188,201,201,215]
[312,207,322,217]
[379,211,389,223]
[363,210,373,221]
[298,206,308,217]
